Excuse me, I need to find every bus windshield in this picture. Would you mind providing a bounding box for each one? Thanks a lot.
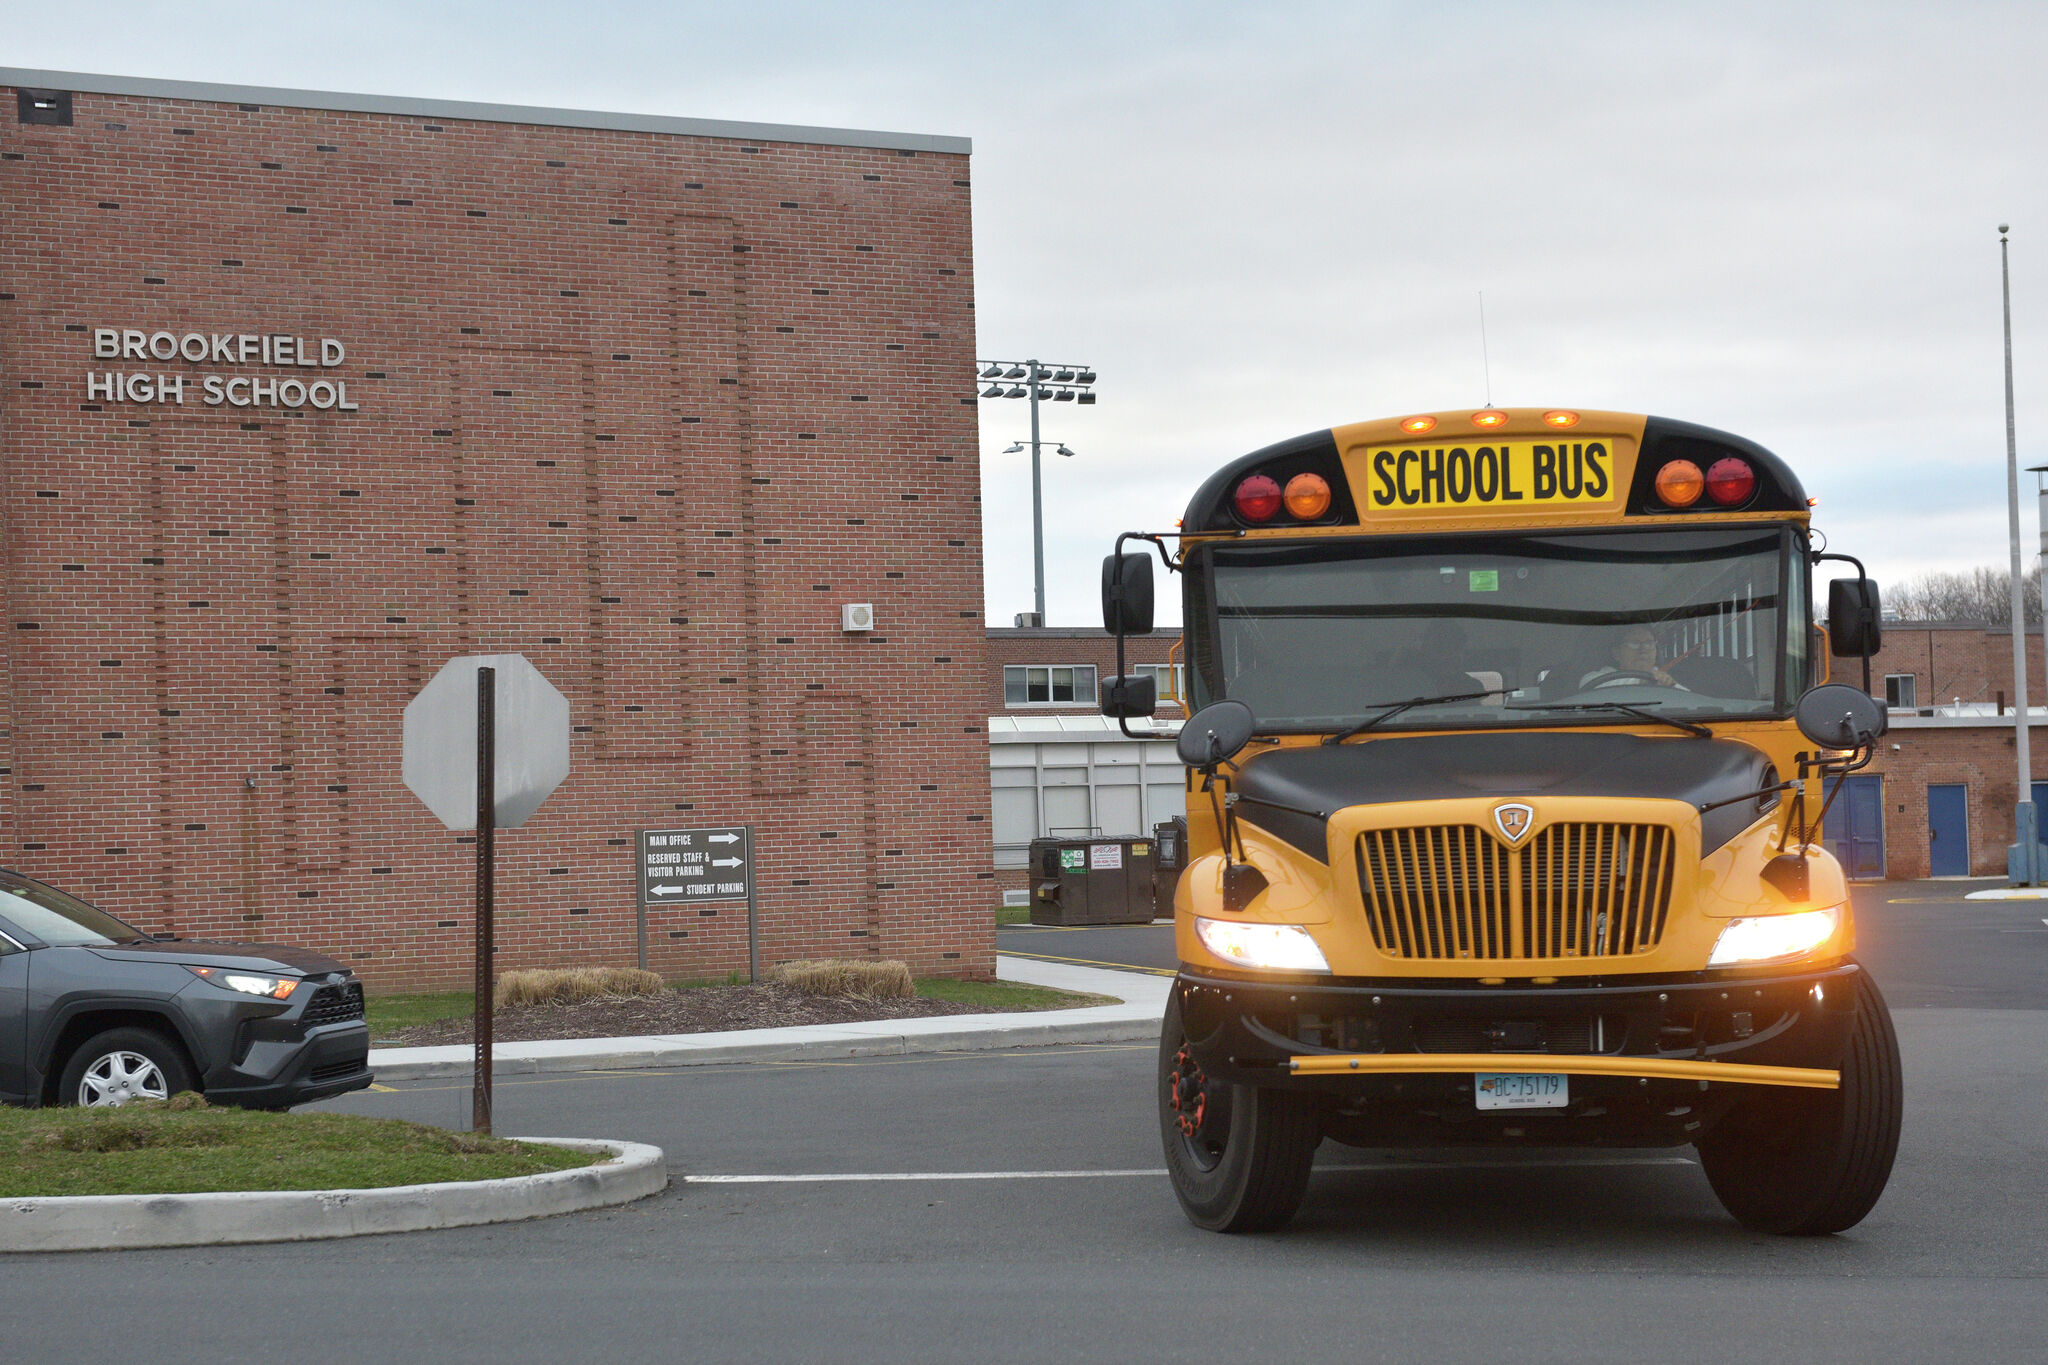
[1189,525,1808,732]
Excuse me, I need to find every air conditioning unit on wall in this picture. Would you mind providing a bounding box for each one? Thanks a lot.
[841,602,875,632]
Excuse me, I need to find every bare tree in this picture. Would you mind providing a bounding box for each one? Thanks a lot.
[1885,565,2043,626]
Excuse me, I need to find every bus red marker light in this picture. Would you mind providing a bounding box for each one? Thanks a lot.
[1705,457,1756,506]
[1654,459,1705,507]
[1542,410,1580,428]
[1472,410,1509,429]
[1234,475,1282,522]
[1283,472,1332,520]
[1400,415,1437,434]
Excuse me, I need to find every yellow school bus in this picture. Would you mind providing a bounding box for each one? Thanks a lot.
[1099,408,1900,1234]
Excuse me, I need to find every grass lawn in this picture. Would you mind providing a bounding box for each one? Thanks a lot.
[996,903,1033,925]
[0,1099,598,1198]
[912,978,1114,1010]
[366,989,474,1039]
[367,975,1109,1039]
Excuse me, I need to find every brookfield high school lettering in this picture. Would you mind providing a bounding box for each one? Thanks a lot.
[82,325,362,410]
[1369,442,1611,508]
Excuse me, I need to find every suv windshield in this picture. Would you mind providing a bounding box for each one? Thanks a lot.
[0,871,143,946]
[1188,525,1807,732]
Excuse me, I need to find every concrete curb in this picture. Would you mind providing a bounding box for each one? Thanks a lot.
[367,955,1173,1081]
[0,1137,666,1253]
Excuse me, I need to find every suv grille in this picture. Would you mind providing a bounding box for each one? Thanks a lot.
[303,980,366,1027]
[1356,822,1676,961]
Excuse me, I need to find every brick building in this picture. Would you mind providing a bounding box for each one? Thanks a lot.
[1863,621,2048,711]
[984,624,1185,716]
[1824,620,2048,879]
[0,70,990,988]
[983,625,1186,905]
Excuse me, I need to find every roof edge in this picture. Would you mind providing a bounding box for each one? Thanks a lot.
[0,68,971,156]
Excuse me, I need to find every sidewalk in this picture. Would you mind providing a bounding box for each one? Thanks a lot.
[366,955,1173,1082]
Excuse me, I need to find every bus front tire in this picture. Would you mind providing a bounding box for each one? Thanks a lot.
[1694,966,1902,1235]
[1158,992,1319,1233]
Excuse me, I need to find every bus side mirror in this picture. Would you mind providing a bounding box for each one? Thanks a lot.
[1176,700,1256,770]
[1102,553,1155,635]
[1827,579,1883,657]
[1100,673,1158,719]
[1795,682,1888,749]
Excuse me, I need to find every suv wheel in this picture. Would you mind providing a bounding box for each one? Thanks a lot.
[58,1027,195,1108]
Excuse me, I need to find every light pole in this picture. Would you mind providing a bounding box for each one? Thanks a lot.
[2000,225,2041,883]
[977,358,1097,625]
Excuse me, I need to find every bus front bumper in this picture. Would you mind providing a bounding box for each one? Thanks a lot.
[1176,960,1863,1093]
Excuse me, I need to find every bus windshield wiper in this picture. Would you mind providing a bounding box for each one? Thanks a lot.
[1507,699,1712,739]
[1324,689,1505,745]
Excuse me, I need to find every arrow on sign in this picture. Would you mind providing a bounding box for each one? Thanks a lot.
[650,884,688,897]
[710,833,741,845]
[713,857,744,868]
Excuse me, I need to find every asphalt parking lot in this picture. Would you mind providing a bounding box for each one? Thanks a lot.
[3,880,2042,1362]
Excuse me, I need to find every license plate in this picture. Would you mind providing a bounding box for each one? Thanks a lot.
[1474,1072,1569,1110]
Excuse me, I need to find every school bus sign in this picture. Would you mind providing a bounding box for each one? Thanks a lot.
[1355,438,1616,513]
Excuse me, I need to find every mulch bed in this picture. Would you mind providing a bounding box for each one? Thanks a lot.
[377,983,1000,1047]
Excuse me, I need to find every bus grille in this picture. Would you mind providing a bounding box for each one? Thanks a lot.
[1356,823,1676,961]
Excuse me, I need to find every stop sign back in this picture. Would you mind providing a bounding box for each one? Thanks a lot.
[402,654,570,830]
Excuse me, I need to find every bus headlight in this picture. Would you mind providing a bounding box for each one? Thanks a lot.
[1706,907,1840,967]
[1194,918,1331,973]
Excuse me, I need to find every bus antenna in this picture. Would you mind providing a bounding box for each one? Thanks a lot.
[1478,291,1493,407]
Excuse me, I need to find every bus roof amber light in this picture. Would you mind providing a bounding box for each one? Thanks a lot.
[1233,474,1283,522]
[1705,457,1757,506]
[1399,415,1437,434]
[1654,459,1705,507]
[1542,410,1580,428]
[1282,472,1332,520]
[1471,410,1509,428]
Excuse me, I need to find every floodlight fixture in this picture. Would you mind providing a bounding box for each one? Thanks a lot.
[971,356,1098,624]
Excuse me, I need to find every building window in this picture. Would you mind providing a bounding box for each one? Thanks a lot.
[1884,674,1916,709]
[1004,664,1098,706]
[1137,663,1186,702]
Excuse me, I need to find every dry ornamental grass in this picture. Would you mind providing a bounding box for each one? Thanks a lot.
[493,966,666,1009]
[767,959,915,999]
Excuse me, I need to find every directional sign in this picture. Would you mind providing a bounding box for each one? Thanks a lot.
[639,827,752,904]
[402,654,570,830]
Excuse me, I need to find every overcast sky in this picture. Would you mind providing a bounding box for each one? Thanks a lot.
[15,1,2048,626]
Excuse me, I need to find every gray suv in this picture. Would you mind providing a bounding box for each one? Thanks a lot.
[0,868,372,1108]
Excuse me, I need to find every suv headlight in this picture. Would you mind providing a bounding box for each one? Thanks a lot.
[1707,907,1840,967]
[1194,918,1331,973]
[185,965,301,999]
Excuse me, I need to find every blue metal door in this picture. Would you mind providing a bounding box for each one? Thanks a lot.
[2031,782,2048,849]
[1927,783,1969,877]
[1823,774,1885,880]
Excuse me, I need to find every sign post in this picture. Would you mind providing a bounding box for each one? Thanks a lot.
[403,654,569,1134]
[637,826,755,981]
[473,667,495,1135]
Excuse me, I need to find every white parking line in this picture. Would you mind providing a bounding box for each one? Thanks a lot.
[682,1157,1694,1184]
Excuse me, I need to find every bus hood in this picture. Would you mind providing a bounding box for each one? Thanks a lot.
[1233,731,1775,862]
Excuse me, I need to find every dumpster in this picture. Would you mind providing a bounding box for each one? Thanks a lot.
[1151,816,1187,922]
[1027,836,1159,925]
